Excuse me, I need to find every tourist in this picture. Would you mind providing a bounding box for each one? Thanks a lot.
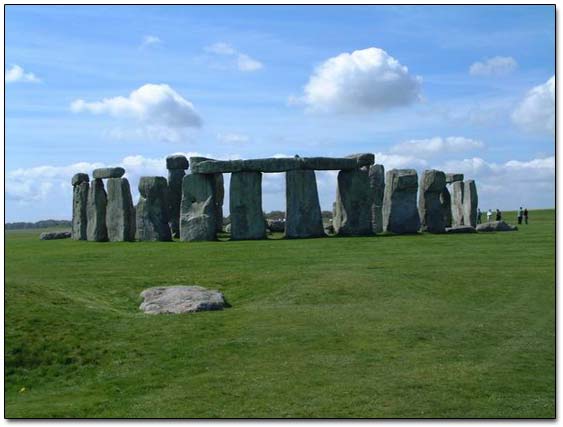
[477,208,482,224]
[517,207,523,224]
[487,209,493,222]
[496,209,502,221]
[524,208,529,225]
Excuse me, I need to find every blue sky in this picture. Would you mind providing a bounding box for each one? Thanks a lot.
[5,5,555,221]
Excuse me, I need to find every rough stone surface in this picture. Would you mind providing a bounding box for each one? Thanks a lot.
[106,178,136,241]
[40,231,71,240]
[463,180,479,228]
[92,167,125,179]
[445,225,477,234]
[72,181,89,240]
[86,178,108,241]
[440,187,452,228]
[166,154,189,170]
[451,181,465,227]
[230,172,266,240]
[267,219,285,233]
[418,170,447,233]
[446,173,464,184]
[476,221,518,232]
[368,164,385,233]
[285,169,325,238]
[224,223,231,234]
[333,169,373,236]
[179,173,217,241]
[140,286,227,314]
[214,174,224,233]
[382,169,420,234]
[167,169,185,238]
[71,173,89,186]
[136,177,172,241]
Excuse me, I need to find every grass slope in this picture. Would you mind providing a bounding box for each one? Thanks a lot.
[5,210,555,418]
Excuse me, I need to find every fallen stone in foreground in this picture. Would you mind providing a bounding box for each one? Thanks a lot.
[139,286,228,314]
[40,231,72,240]
[445,225,477,234]
[476,221,518,232]
[92,167,125,179]
[267,219,285,232]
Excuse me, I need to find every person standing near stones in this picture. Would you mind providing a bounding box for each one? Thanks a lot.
[487,209,493,222]
[495,209,502,221]
[524,208,529,224]
[517,207,523,224]
[476,208,482,224]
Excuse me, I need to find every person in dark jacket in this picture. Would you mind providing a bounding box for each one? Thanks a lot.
[524,208,529,224]
[495,209,502,221]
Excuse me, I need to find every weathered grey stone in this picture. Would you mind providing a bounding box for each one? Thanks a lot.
[166,154,189,170]
[40,231,71,240]
[418,170,447,233]
[86,178,108,241]
[214,174,224,233]
[267,219,285,233]
[136,177,171,241]
[140,286,228,314]
[230,172,266,240]
[451,181,465,227]
[463,180,478,228]
[445,225,477,234]
[72,181,89,240]
[285,170,325,238]
[167,169,185,238]
[368,164,385,233]
[382,169,420,234]
[71,173,89,186]
[440,187,452,228]
[476,221,518,232]
[179,173,217,242]
[92,167,125,179]
[446,173,464,184]
[190,154,375,174]
[106,178,135,241]
[334,169,373,236]
[224,223,231,234]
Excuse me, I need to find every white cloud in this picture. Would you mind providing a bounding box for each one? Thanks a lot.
[204,42,263,72]
[140,35,161,48]
[5,64,40,83]
[512,75,555,135]
[372,152,428,169]
[390,136,484,157]
[469,56,518,76]
[297,47,422,113]
[217,133,250,144]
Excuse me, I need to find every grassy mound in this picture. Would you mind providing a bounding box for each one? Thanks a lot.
[5,210,554,418]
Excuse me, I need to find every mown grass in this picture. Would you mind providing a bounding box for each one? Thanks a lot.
[5,209,555,418]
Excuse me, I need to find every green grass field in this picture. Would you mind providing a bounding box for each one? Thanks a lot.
[5,209,555,418]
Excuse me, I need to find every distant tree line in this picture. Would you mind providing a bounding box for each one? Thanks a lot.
[5,219,72,230]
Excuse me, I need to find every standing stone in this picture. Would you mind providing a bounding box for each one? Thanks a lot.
[382,169,420,234]
[285,169,325,238]
[445,173,464,184]
[214,174,224,233]
[92,167,125,179]
[136,177,171,241]
[463,180,478,228]
[86,178,108,241]
[440,187,452,228]
[230,172,266,240]
[71,173,89,240]
[451,181,465,227]
[166,155,189,238]
[418,170,447,233]
[106,178,136,241]
[333,169,373,236]
[179,173,217,242]
[368,164,385,234]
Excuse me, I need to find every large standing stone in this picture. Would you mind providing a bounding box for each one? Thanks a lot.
[445,173,464,184]
[440,187,452,228]
[333,169,373,236]
[92,167,125,179]
[106,178,136,241]
[382,169,420,234]
[166,155,189,170]
[418,170,447,233]
[368,164,385,233]
[214,174,224,233]
[451,181,465,227]
[71,174,89,240]
[463,180,478,228]
[230,172,266,240]
[285,169,325,238]
[179,173,217,242]
[166,155,189,238]
[86,178,108,241]
[136,177,171,241]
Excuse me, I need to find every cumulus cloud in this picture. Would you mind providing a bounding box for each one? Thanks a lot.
[295,47,422,114]
[390,136,484,157]
[469,56,517,76]
[512,75,555,135]
[204,42,263,72]
[140,35,161,49]
[5,64,40,83]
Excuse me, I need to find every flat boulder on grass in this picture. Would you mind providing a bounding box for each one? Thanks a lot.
[476,221,518,232]
[446,225,477,234]
[140,286,228,314]
[40,231,71,240]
